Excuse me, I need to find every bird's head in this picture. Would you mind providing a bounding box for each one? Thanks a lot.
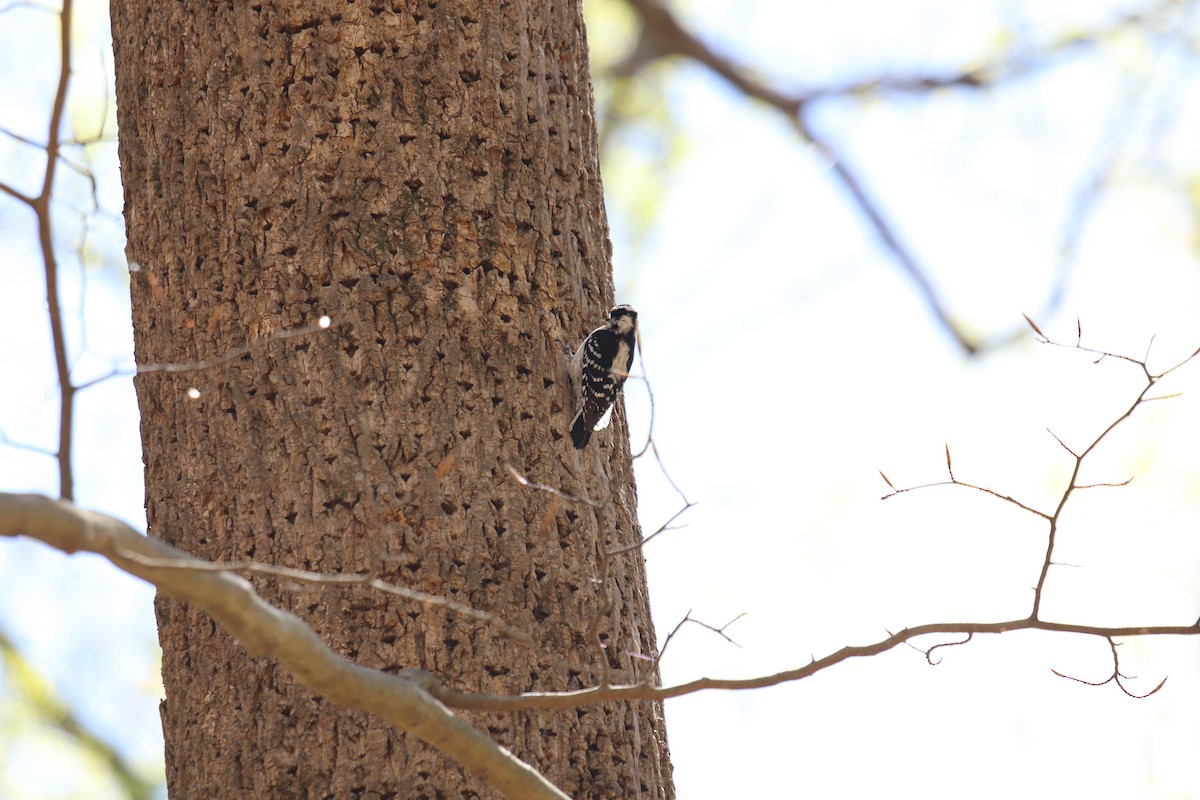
[609,304,638,334]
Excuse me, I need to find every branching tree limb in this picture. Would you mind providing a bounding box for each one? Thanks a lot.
[614,0,1186,354]
[0,0,76,498]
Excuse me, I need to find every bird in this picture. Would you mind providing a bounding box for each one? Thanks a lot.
[568,304,638,449]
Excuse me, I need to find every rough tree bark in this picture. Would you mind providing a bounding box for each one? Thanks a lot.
[110,1,672,797]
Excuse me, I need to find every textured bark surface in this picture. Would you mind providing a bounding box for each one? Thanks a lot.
[110,1,672,797]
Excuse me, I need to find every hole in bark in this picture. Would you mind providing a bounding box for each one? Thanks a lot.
[565,510,578,523]
[458,430,470,440]
[405,178,422,192]
[495,524,507,535]
[485,665,510,677]
[440,500,455,515]
[515,365,531,377]
[339,277,359,289]
[534,568,545,581]
[519,411,532,421]
[399,135,416,144]
[491,396,502,407]
[532,606,549,622]
[491,498,503,510]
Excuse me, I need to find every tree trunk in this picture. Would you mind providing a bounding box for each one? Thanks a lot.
[110,1,673,797]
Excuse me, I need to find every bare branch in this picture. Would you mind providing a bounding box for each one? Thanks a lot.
[887,329,1200,637]
[419,616,1200,712]
[1075,477,1134,490]
[506,464,606,508]
[648,610,693,677]
[630,330,655,459]
[688,612,747,647]
[1045,427,1078,458]
[616,0,1182,354]
[35,0,76,500]
[883,476,1051,520]
[647,610,746,680]
[0,427,57,458]
[1022,313,1047,340]
[136,315,333,376]
[0,179,36,206]
[919,633,973,666]
[606,501,695,556]
[1051,637,1168,699]
[110,546,531,642]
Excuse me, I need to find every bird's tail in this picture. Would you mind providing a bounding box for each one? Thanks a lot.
[570,410,592,449]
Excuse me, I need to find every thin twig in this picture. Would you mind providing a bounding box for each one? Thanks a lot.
[505,464,606,508]
[111,546,531,642]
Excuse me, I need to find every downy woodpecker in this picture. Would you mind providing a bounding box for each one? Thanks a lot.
[568,305,638,449]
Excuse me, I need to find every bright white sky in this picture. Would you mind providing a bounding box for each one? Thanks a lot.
[3,1,1200,798]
